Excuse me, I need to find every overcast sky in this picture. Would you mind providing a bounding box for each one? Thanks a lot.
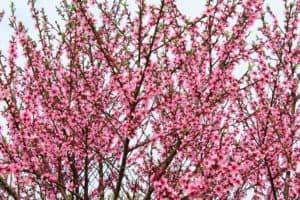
[0,0,285,53]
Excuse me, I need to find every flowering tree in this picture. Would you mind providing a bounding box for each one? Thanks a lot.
[236,1,300,199]
[0,0,299,199]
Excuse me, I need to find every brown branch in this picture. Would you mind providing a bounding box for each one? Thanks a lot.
[0,176,18,200]
[98,161,105,200]
[265,159,277,200]
[113,138,130,200]
[83,128,90,200]
[143,138,182,200]
[68,153,80,199]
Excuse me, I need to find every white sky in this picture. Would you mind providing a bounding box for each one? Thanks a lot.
[0,0,286,81]
[0,0,285,53]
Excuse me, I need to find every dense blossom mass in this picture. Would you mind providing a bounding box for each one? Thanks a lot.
[0,0,300,199]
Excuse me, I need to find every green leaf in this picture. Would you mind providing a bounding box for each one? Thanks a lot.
[199,165,204,172]
[61,32,65,41]
[70,4,75,12]
[225,31,231,39]
[42,91,49,98]
[248,63,254,71]
[44,60,50,69]
[120,1,129,7]
[221,130,226,137]
[183,127,190,134]
[69,21,75,28]
[9,1,16,16]
[159,23,165,29]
